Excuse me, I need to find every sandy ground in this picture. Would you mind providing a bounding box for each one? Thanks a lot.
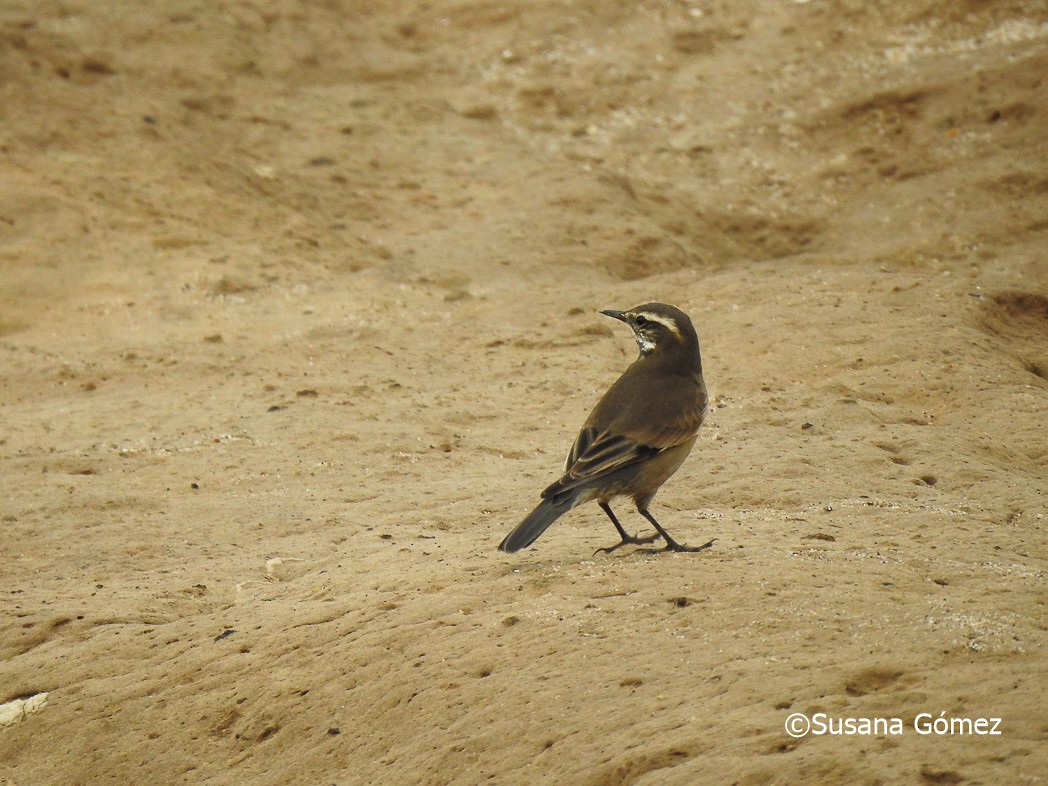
[2,1,1047,784]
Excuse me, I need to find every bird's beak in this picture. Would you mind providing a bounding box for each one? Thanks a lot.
[600,309,628,323]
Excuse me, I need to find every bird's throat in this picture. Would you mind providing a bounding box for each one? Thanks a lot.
[634,334,656,353]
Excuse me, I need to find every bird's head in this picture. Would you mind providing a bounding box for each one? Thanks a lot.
[600,303,700,360]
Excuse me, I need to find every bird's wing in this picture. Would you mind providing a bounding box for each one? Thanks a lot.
[564,430,657,484]
[545,420,696,500]
[543,387,707,499]
[541,430,656,499]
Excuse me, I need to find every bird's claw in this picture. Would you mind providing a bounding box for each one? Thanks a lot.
[593,531,661,556]
[639,537,717,555]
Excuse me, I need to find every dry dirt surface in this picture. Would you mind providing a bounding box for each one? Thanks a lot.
[2,1,1047,784]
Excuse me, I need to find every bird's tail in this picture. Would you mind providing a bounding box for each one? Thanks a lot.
[498,491,580,553]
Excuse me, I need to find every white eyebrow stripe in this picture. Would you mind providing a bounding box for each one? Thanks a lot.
[636,312,680,336]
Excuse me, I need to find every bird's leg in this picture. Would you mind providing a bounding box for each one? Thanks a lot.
[637,508,715,554]
[593,502,661,555]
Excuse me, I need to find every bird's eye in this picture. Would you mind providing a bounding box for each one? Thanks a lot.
[634,315,648,328]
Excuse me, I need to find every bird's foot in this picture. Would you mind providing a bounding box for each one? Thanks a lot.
[640,537,716,554]
[593,531,661,556]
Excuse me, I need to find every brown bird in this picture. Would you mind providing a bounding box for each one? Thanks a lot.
[498,303,715,554]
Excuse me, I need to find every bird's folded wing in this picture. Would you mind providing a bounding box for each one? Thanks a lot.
[565,431,655,484]
[543,401,706,498]
[542,430,666,498]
